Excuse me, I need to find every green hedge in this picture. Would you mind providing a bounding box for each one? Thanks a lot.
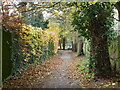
[2,30,12,82]
[2,31,55,82]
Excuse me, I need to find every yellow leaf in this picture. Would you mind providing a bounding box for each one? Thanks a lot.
[55,12,59,15]
[29,76,33,79]
[78,7,81,11]
[105,84,110,87]
[115,82,118,84]
[115,14,117,16]
[88,2,92,6]
[29,7,32,10]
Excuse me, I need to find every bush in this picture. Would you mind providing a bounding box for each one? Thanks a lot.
[11,24,59,75]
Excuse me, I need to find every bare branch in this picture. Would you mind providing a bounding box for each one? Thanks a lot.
[22,2,61,13]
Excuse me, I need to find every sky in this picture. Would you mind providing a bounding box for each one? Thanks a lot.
[3,1,62,19]
[42,11,51,19]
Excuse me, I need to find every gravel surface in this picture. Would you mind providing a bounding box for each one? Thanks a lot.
[41,50,81,88]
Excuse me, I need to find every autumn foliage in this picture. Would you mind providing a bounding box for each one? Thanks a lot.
[15,24,59,63]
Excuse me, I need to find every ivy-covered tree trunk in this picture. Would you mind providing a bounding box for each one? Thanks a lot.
[72,2,114,78]
[90,9,112,78]
[89,25,112,77]
[115,2,120,74]
[77,37,84,56]
[93,34,112,77]
[89,37,95,73]
[72,37,77,52]
[117,8,120,75]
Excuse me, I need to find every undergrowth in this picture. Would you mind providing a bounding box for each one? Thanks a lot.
[76,57,94,81]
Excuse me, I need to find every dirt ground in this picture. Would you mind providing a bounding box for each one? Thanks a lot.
[67,51,120,88]
[3,50,120,88]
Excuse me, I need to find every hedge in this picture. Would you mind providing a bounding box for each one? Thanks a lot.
[3,24,59,81]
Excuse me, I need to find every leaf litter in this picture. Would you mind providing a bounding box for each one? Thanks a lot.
[3,50,120,88]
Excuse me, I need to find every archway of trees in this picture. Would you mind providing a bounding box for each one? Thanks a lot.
[1,1,120,88]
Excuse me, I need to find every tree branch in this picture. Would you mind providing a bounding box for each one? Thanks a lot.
[22,2,61,13]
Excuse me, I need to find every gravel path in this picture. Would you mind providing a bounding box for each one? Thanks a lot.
[3,50,82,88]
[41,50,81,88]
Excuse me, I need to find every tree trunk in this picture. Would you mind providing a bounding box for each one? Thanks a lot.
[89,37,95,73]
[117,8,120,75]
[93,35,112,78]
[63,37,66,50]
[117,36,120,75]
[88,7,112,78]
[91,22,112,78]
[115,2,120,75]
[75,38,77,52]
[59,39,62,50]
[77,37,84,56]
[72,37,75,52]
[71,37,73,51]
[72,37,77,52]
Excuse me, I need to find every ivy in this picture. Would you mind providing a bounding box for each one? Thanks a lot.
[71,2,116,77]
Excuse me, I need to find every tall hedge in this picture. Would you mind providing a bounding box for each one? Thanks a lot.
[11,24,59,76]
[2,30,12,81]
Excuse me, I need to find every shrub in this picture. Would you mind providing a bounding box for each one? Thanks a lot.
[12,24,59,75]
